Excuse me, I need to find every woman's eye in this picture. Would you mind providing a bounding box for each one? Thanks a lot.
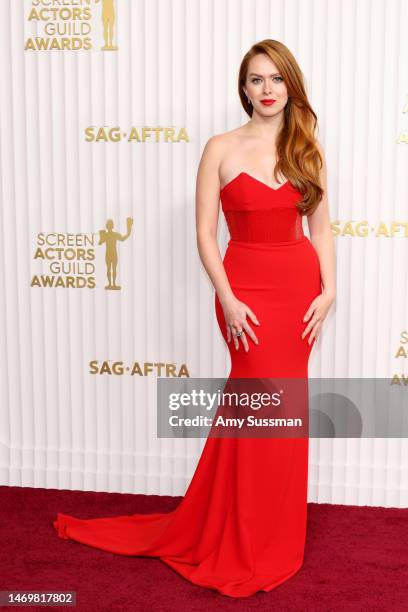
[251,76,284,84]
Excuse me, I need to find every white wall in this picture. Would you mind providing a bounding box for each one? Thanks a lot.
[0,0,407,507]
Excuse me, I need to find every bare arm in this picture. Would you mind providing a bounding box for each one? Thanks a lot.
[195,136,259,351]
[195,136,235,306]
[306,140,336,299]
[301,140,336,344]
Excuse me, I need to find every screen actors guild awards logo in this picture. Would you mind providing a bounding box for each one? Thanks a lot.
[95,0,118,51]
[24,0,119,52]
[98,217,133,290]
[31,216,133,289]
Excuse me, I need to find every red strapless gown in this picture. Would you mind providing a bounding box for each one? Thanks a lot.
[53,172,322,598]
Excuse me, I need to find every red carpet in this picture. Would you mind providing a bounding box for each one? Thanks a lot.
[0,485,407,611]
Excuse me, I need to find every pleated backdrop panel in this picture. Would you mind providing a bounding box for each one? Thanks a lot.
[0,0,407,506]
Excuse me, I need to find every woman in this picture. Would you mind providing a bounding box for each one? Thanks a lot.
[54,39,336,598]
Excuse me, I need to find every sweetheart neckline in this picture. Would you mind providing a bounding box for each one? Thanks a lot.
[220,172,290,194]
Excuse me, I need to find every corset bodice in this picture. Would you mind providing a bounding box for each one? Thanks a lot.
[220,172,304,243]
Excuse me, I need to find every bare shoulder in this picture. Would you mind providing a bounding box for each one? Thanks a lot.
[200,133,225,160]
[199,128,243,174]
[202,127,242,155]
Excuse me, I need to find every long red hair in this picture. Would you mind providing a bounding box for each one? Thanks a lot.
[238,39,323,215]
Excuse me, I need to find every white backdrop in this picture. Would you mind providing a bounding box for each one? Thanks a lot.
[0,0,407,507]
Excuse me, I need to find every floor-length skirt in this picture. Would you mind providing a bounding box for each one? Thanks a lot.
[54,235,321,598]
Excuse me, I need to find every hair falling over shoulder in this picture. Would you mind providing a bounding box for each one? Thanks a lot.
[238,39,323,216]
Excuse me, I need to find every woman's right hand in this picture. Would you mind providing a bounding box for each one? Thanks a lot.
[220,296,260,351]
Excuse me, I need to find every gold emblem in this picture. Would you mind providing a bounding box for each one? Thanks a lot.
[98,217,133,290]
[95,0,118,50]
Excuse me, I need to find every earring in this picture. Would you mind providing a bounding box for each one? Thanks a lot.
[247,96,252,105]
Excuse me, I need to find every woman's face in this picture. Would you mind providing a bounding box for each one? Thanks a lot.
[243,54,288,117]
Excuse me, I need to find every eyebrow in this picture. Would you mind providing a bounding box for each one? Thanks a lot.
[248,72,281,77]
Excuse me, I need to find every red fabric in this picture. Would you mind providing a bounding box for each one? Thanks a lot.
[54,173,322,597]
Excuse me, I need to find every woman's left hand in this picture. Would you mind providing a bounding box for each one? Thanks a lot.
[302,290,335,345]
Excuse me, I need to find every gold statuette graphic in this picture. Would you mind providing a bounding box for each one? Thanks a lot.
[98,217,133,290]
[95,0,118,51]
